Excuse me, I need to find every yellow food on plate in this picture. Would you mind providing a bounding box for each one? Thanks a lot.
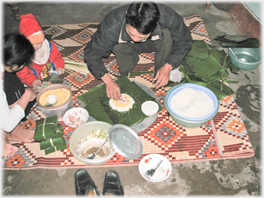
[39,88,71,107]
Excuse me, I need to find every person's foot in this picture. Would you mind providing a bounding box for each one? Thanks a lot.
[75,169,100,196]
[103,170,124,196]
[6,125,34,143]
[3,141,19,158]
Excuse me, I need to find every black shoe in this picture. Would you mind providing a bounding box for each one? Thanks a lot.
[74,169,100,196]
[102,170,124,196]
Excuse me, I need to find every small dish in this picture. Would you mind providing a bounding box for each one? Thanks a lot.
[139,154,172,182]
[63,107,89,128]
[141,101,159,116]
[46,94,58,105]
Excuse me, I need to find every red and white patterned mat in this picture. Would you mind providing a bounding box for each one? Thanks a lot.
[3,15,254,169]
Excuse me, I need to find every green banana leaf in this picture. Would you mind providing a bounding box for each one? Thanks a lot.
[187,40,209,59]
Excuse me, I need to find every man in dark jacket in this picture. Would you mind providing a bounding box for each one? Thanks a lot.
[84,2,192,100]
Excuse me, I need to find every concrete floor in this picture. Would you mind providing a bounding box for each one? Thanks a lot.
[2,1,261,196]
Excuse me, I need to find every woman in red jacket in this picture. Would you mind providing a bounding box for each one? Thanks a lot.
[17,13,65,90]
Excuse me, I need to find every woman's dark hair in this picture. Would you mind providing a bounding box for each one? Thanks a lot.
[126,2,160,35]
[4,33,35,69]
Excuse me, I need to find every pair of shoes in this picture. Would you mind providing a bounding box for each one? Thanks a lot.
[75,169,100,196]
[103,170,124,196]
[74,169,124,196]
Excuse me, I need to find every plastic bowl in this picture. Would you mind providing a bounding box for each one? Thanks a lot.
[228,48,261,70]
[164,83,219,128]
[139,154,172,182]
[63,107,89,128]
[69,121,116,166]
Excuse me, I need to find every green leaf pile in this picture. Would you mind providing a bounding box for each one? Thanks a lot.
[179,40,239,100]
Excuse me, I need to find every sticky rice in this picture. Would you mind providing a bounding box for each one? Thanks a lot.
[109,93,135,112]
[170,88,214,118]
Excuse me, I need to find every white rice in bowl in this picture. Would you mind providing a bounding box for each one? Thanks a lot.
[170,88,214,118]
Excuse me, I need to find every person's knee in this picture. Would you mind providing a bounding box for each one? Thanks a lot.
[113,43,134,54]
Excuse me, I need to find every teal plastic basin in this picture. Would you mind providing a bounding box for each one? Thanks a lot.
[229,48,261,70]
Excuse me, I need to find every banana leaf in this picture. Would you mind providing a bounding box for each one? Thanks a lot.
[79,84,115,125]
[78,77,162,126]
[214,35,260,48]
[187,40,209,59]
[44,144,68,155]
[186,56,228,80]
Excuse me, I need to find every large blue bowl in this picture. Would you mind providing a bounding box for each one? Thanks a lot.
[228,48,261,70]
[164,83,219,128]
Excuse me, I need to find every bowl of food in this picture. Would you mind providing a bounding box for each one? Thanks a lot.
[139,154,172,182]
[228,48,261,70]
[63,107,89,128]
[164,83,219,128]
[69,121,116,166]
[36,83,72,118]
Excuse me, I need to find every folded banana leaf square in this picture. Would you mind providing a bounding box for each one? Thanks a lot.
[40,136,66,150]
[44,144,68,155]
[34,115,58,141]
[39,124,66,150]
[78,77,162,126]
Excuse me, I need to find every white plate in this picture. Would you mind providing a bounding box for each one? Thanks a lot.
[139,154,172,182]
[63,107,89,128]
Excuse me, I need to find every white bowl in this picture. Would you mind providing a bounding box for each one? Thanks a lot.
[141,101,159,116]
[46,94,58,105]
[63,107,89,128]
[139,154,172,182]
[69,121,116,166]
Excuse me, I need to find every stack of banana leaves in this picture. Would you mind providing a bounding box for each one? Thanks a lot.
[178,40,239,100]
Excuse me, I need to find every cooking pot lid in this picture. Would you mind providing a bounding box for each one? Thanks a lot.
[108,124,143,159]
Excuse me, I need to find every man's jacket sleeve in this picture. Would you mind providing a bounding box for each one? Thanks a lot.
[159,6,193,69]
[83,11,121,79]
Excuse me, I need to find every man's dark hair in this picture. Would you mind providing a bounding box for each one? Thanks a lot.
[4,33,34,70]
[126,2,160,35]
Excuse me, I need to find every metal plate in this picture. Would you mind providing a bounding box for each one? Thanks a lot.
[88,80,159,133]
[108,124,143,159]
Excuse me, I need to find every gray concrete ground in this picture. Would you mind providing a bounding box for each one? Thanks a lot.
[2,1,261,196]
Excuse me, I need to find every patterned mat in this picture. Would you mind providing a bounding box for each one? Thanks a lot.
[3,15,254,169]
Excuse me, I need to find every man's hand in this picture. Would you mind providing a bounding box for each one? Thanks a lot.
[154,63,173,89]
[101,73,121,100]
[32,79,42,91]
